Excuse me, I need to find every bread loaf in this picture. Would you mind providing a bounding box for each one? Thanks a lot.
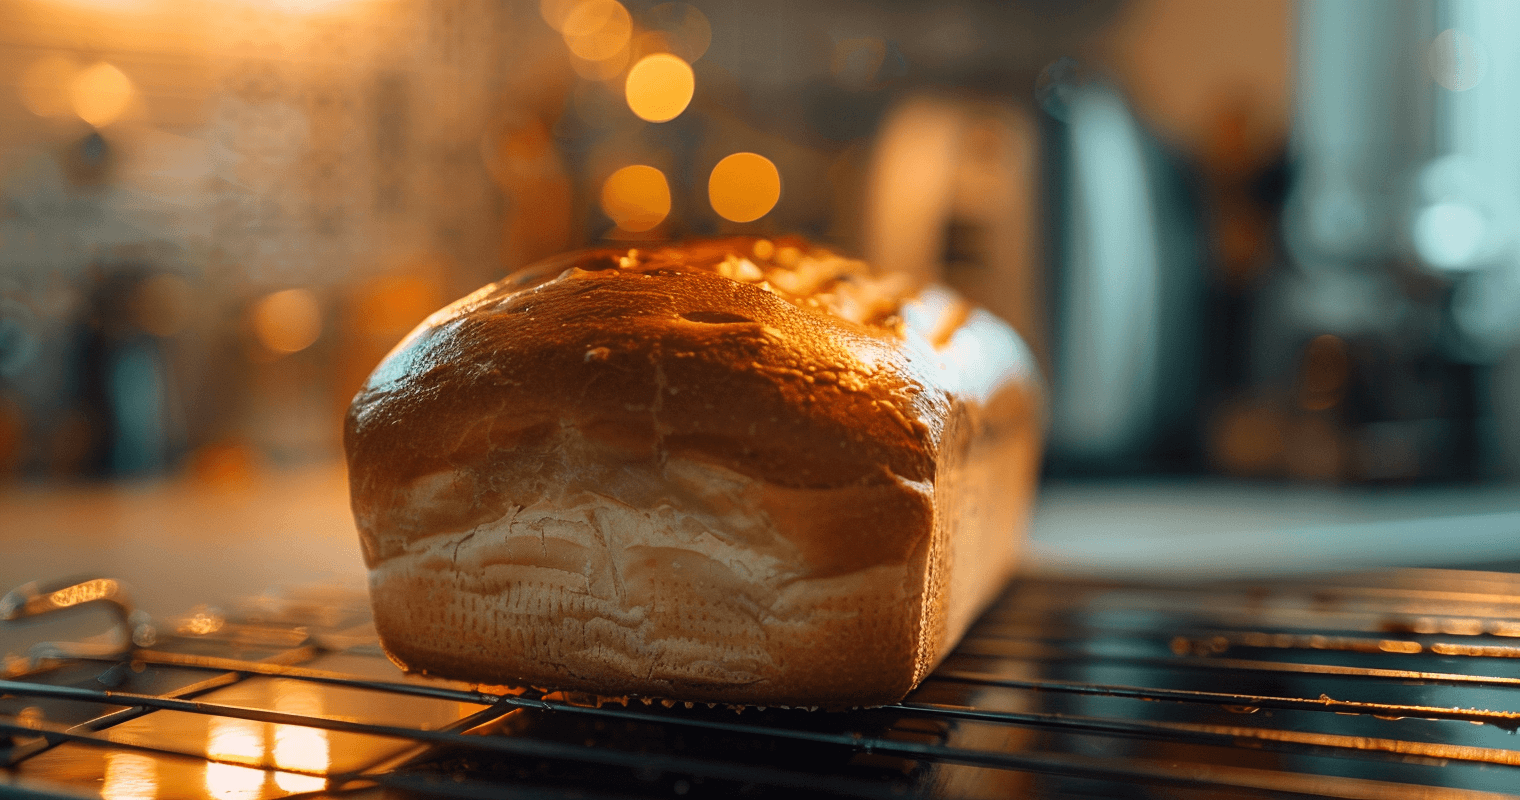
[345,238,1041,707]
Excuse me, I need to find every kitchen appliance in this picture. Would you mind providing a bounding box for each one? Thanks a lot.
[6,568,1520,798]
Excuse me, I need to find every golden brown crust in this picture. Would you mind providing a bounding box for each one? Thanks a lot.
[345,237,1041,708]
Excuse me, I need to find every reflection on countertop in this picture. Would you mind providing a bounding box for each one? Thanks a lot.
[1,463,365,636]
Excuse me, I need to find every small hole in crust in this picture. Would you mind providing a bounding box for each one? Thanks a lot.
[680,310,752,324]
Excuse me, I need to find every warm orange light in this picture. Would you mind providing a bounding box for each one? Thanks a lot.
[205,717,266,800]
[539,0,580,30]
[562,0,632,63]
[273,682,328,793]
[354,275,442,337]
[601,165,671,232]
[48,578,117,609]
[204,762,263,797]
[270,0,361,10]
[708,153,781,223]
[625,54,694,122]
[47,0,153,9]
[19,55,78,118]
[101,752,158,800]
[250,289,323,355]
[70,62,134,128]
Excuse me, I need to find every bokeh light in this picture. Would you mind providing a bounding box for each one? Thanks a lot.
[1429,28,1488,92]
[70,62,134,128]
[539,0,579,31]
[625,54,694,123]
[561,0,632,63]
[601,165,671,232]
[19,55,78,118]
[644,3,711,63]
[1413,202,1486,271]
[250,289,323,355]
[708,152,781,223]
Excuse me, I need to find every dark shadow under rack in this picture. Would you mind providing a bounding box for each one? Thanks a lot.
[6,569,1520,799]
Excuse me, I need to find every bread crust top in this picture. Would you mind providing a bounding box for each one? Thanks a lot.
[345,238,1031,569]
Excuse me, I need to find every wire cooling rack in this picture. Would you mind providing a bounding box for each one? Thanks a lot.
[5,568,1520,798]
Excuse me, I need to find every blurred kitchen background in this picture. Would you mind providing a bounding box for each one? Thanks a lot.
[2,0,1520,578]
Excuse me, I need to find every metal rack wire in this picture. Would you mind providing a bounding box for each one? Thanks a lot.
[5,569,1520,798]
